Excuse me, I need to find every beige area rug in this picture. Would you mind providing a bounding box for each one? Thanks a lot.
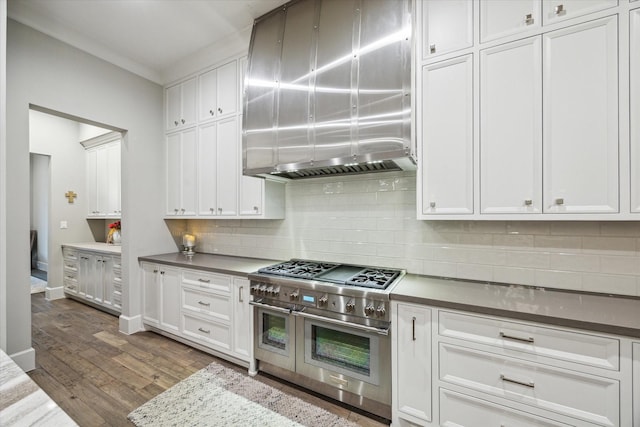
[128,362,360,427]
[30,276,46,294]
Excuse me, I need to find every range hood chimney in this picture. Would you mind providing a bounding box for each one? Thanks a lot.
[242,0,414,180]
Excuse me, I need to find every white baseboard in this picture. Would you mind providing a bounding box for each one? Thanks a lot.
[36,261,48,271]
[45,286,65,300]
[119,314,144,335]
[9,347,36,372]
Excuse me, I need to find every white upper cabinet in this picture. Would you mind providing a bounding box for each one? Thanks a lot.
[423,0,473,59]
[215,117,239,216]
[631,7,640,212]
[166,77,197,131]
[198,60,238,122]
[166,128,197,216]
[480,37,542,214]
[420,55,474,215]
[86,139,121,218]
[542,0,618,25]
[197,122,218,216]
[542,16,618,213]
[480,0,541,42]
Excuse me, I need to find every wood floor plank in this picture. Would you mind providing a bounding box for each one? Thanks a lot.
[27,293,388,426]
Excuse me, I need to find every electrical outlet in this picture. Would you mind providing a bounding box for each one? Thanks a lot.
[60,221,68,229]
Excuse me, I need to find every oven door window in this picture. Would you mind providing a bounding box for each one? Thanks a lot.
[304,319,379,385]
[258,309,290,356]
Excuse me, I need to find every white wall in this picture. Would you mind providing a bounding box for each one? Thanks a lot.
[5,19,172,369]
[29,152,50,270]
[184,171,640,298]
[78,122,110,142]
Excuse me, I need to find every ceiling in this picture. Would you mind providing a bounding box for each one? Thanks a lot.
[7,0,285,84]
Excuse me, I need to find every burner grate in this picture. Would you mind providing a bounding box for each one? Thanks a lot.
[345,269,401,289]
[258,260,339,279]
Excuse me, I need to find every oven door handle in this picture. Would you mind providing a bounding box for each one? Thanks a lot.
[249,300,293,315]
[294,311,389,336]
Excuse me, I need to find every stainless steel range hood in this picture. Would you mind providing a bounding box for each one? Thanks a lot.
[242,0,414,180]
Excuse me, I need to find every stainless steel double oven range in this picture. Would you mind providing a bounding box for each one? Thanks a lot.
[248,259,404,419]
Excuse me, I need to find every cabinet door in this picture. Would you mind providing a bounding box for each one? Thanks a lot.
[480,37,542,214]
[141,263,159,326]
[166,129,197,216]
[216,61,238,118]
[232,277,251,361]
[181,78,197,128]
[84,253,98,301]
[239,176,263,216]
[542,0,618,26]
[86,148,99,216]
[105,142,121,217]
[198,122,218,215]
[480,0,540,42]
[634,342,640,426]
[423,0,473,59]
[543,16,618,213]
[95,145,109,216]
[199,68,217,122]
[166,83,181,130]
[421,55,474,215]
[101,256,114,307]
[159,267,181,334]
[216,117,238,216]
[78,253,91,298]
[395,303,432,423]
[631,8,640,213]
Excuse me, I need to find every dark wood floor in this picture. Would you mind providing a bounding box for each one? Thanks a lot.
[28,293,388,426]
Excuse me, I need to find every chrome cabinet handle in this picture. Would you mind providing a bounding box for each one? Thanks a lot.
[198,301,210,307]
[500,374,535,388]
[181,119,185,124]
[174,120,179,126]
[429,201,436,208]
[254,206,259,212]
[198,278,211,283]
[554,4,565,15]
[412,316,416,341]
[500,331,534,343]
[429,44,436,54]
[239,286,244,303]
[209,109,214,116]
[218,107,223,113]
[198,327,210,334]
[524,199,533,206]
[525,13,534,25]
[555,198,564,205]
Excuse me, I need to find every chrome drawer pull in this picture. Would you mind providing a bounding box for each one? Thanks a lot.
[329,375,349,387]
[198,278,211,283]
[198,327,210,334]
[499,331,534,343]
[198,301,210,307]
[500,374,535,388]
[412,316,416,341]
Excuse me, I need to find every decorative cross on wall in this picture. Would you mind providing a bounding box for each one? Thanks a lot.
[65,191,77,203]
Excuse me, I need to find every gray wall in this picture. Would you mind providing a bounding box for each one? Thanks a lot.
[5,19,173,369]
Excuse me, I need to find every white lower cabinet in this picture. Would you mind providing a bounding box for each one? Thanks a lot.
[140,261,252,365]
[63,246,121,314]
[392,303,635,426]
[392,302,432,426]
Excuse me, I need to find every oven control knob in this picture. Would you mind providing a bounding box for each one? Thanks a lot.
[318,295,328,306]
[259,285,268,295]
[265,286,274,296]
[250,285,258,295]
[364,304,375,316]
[376,304,386,317]
[345,300,355,313]
[273,287,280,297]
[290,290,299,301]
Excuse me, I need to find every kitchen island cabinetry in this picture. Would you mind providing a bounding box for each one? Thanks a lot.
[62,244,121,315]
[391,302,635,426]
[140,260,253,366]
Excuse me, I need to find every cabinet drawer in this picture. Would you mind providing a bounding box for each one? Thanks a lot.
[64,276,78,292]
[112,277,122,292]
[113,291,122,305]
[63,262,78,274]
[182,271,231,293]
[112,259,122,277]
[62,247,78,260]
[440,388,571,427]
[182,313,231,350]
[439,343,619,426]
[182,286,231,322]
[439,310,619,370]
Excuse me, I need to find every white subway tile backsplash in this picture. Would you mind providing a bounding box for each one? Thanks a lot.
[182,171,640,297]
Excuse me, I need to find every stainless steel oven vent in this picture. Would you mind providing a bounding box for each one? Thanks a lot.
[243,0,414,180]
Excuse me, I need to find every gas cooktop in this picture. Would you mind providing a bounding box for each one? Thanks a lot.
[257,259,402,290]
